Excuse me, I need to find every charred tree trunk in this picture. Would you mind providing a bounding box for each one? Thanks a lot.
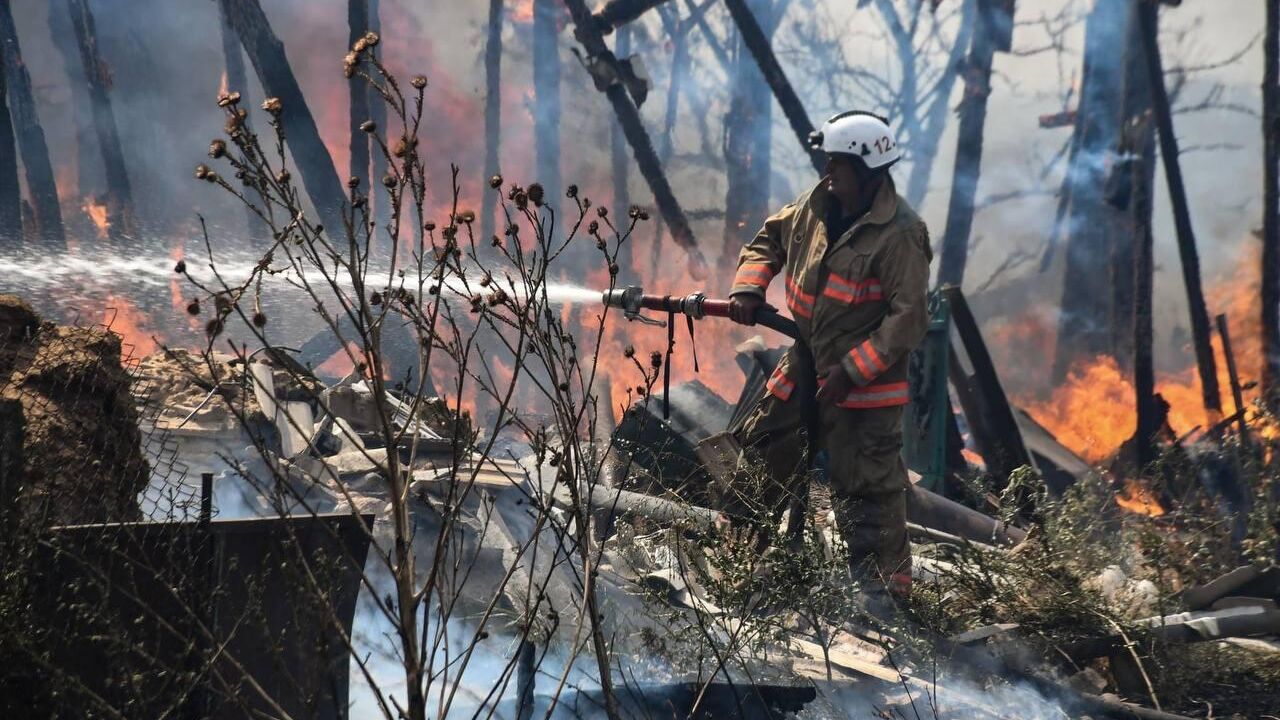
[219,0,264,243]
[611,23,633,274]
[1263,0,1279,408]
[66,0,134,243]
[48,1,100,205]
[723,0,776,261]
[593,0,669,32]
[533,0,561,205]
[368,0,389,231]
[1128,109,1157,468]
[0,2,64,248]
[0,61,22,243]
[936,0,1011,288]
[480,0,504,248]
[722,0,824,175]
[903,0,976,208]
[1051,0,1129,381]
[1138,1,1221,414]
[564,0,704,273]
[348,0,370,195]
[221,0,348,246]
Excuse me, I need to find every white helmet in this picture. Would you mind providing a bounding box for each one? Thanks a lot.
[809,111,901,170]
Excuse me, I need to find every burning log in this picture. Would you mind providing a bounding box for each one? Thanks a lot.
[1263,1,1279,406]
[936,0,1014,287]
[480,0,504,246]
[0,2,64,248]
[721,0,824,175]
[65,0,135,243]
[1138,1,1221,414]
[219,0,349,243]
[0,62,20,243]
[562,0,705,272]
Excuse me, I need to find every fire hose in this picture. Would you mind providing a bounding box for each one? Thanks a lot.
[601,285,802,421]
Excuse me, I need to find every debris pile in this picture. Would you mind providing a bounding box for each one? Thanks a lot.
[0,295,149,525]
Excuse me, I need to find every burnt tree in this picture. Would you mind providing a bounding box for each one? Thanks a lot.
[533,0,561,205]
[220,0,348,245]
[936,0,1014,288]
[348,0,370,195]
[0,55,21,242]
[480,0,504,246]
[1051,0,1130,381]
[563,0,705,273]
[66,0,135,242]
[1263,0,1279,407]
[0,1,63,248]
[723,0,778,260]
[722,0,824,174]
[48,0,100,203]
[1138,0,1221,413]
[610,23,632,273]
[219,0,264,242]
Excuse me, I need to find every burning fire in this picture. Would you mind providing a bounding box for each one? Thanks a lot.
[1019,245,1265,464]
[82,197,110,239]
[1115,480,1165,517]
[103,295,159,359]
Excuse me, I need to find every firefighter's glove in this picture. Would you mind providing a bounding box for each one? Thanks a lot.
[728,293,764,325]
[815,364,854,408]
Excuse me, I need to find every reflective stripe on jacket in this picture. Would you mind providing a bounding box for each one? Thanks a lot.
[730,176,932,407]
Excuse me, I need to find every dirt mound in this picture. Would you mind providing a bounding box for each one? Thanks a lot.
[0,295,149,525]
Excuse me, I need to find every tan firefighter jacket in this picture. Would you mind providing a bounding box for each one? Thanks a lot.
[729,176,932,409]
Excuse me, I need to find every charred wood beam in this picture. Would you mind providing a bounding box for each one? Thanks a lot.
[219,0,264,243]
[722,0,825,175]
[0,2,63,248]
[0,60,22,242]
[592,0,670,33]
[220,0,348,244]
[1263,0,1279,406]
[936,0,1010,287]
[1066,605,1280,661]
[480,0,504,246]
[1138,1,1221,413]
[66,0,134,243]
[563,0,706,273]
[1216,313,1249,440]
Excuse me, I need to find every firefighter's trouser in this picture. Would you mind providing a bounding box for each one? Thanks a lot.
[729,388,911,596]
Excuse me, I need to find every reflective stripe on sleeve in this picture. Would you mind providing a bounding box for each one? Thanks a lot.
[765,366,795,401]
[734,262,775,290]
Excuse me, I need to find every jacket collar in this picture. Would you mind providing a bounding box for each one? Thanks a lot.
[807,174,899,230]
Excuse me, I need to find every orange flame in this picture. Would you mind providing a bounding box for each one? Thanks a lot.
[1115,479,1165,517]
[104,295,159,359]
[82,197,110,239]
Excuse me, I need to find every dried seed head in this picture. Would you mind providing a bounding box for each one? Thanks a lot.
[370,291,382,306]
[252,311,268,328]
[186,299,200,316]
[262,97,283,115]
[363,31,379,46]
[608,262,619,276]
[173,259,186,274]
[205,318,224,337]
[392,137,410,157]
[489,174,503,189]
[275,169,290,184]
[596,238,606,250]
[490,235,502,248]
[623,345,635,358]
[487,288,507,306]
[224,108,247,135]
[457,209,476,224]
[208,139,227,159]
[214,294,232,313]
[216,91,241,108]
[479,272,492,287]
[565,184,578,199]
[636,385,647,397]
[526,183,545,206]
[382,174,397,189]
[596,206,608,218]
[507,185,522,201]
[347,175,360,188]
[424,221,436,232]
[411,75,428,90]
[582,197,591,209]
[513,191,528,211]
[628,205,641,220]
[204,170,220,184]
[650,351,662,369]
[352,37,368,53]
[637,209,650,221]
[195,164,210,180]
[360,119,377,133]
[557,381,569,391]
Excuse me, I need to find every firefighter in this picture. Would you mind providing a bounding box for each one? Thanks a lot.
[725,111,931,611]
